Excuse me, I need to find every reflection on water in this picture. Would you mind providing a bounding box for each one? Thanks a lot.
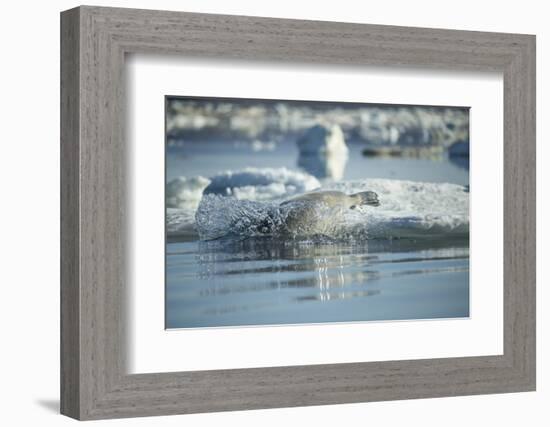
[449,155,469,171]
[297,151,348,180]
[166,237,469,328]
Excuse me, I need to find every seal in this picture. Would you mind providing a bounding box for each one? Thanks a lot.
[281,190,380,210]
[258,190,380,236]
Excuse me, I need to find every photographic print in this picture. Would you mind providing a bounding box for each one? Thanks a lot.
[165,96,470,329]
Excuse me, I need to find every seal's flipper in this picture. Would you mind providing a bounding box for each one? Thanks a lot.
[350,191,380,208]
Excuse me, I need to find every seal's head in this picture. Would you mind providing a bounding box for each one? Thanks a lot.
[349,191,380,209]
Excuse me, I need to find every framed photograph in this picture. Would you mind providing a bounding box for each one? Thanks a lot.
[61,6,536,420]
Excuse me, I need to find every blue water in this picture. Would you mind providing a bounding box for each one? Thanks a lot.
[166,139,469,329]
[167,140,468,185]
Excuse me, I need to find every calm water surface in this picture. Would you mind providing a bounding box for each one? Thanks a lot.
[167,237,469,328]
[167,140,468,185]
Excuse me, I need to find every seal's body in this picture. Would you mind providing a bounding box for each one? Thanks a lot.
[260,190,380,236]
[281,190,379,210]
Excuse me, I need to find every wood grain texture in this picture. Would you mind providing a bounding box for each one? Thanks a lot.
[60,5,536,420]
[60,7,80,419]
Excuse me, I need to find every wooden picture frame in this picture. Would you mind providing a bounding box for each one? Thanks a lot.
[60,5,536,420]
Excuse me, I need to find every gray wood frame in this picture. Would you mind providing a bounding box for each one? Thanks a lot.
[60,5,536,420]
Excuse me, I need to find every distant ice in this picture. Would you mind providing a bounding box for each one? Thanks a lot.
[202,167,320,200]
[297,124,348,155]
[296,124,349,180]
[166,100,469,148]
